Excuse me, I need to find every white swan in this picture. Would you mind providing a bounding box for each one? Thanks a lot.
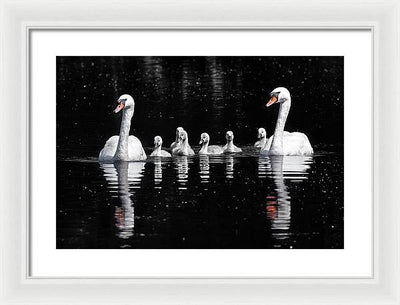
[172,130,195,156]
[99,94,147,162]
[223,131,242,153]
[170,127,184,150]
[198,133,224,155]
[254,127,268,148]
[150,136,171,157]
[260,87,313,156]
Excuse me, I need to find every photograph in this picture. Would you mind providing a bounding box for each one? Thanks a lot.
[56,56,344,249]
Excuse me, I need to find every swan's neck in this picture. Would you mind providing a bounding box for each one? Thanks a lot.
[153,146,161,154]
[226,140,234,149]
[200,143,209,153]
[114,108,133,160]
[181,138,190,154]
[270,98,291,155]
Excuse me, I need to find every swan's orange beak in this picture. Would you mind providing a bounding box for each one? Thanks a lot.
[267,95,278,107]
[114,102,125,113]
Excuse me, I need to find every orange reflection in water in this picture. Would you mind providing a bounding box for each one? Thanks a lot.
[266,195,277,220]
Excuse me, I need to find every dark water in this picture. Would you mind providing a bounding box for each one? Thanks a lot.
[56,146,343,249]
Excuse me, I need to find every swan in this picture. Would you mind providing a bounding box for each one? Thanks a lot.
[99,94,147,162]
[198,133,224,155]
[254,127,268,148]
[150,136,171,157]
[223,131,242,153]
[172,130,195,156]
[260,87,313,156]
[170,127,184,150]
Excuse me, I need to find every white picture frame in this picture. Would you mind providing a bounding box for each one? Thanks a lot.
[0,0,399,304]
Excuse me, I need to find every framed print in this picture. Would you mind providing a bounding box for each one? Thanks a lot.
[30,29,371,278]
[1,0,400,304]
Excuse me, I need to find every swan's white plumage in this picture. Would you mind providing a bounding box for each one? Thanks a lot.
[172,130,195,156]
[254,127,268,148]
[198,133,223,155]
[260,132,313,156]
[173,146,195,156]
[223,131,242,153]
[261,87,313,156]
[223,144,242,153]
[98,94,147,162]
[151,150,171,157]
[206,146,224,154]
[150,136,172,157]
[99,135,146,162]
[170,127,184,150]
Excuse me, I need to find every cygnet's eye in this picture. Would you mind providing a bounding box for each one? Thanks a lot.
[119,98,127,104]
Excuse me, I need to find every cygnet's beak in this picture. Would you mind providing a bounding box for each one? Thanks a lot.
[199,139,203,144]
[114,102,125,113]
[257,132,262,139]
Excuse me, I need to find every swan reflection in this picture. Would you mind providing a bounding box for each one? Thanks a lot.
[100,161,145,240]
[174,156,189,190]
[225,155,236,179]
[199,155,210,184]
[259,156,313,243]
[153,157,163,187]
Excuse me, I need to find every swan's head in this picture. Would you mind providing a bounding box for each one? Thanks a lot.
[179,130,188,143]
[114,94,135,113]
[154,136,163,148]
[175,127,184,138]
[226,131,234,142]
[258,128,267,139]
[267,87,290,107]
[199,132,210,145]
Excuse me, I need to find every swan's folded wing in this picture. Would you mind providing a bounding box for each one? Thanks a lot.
[208,145,224,154]
[283,132,314,156]
[99,136,119,161]
[161,150,172,157]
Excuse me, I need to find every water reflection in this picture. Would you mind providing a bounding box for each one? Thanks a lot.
[259,156,313,244]
[258,157,270,179]
[199,155,210,184]
[153,157,163,187]
[100,161,145,240]
[225,155,235,179]
[98,154,312,245]
[58,149,345,249]
[174,156,189,190]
